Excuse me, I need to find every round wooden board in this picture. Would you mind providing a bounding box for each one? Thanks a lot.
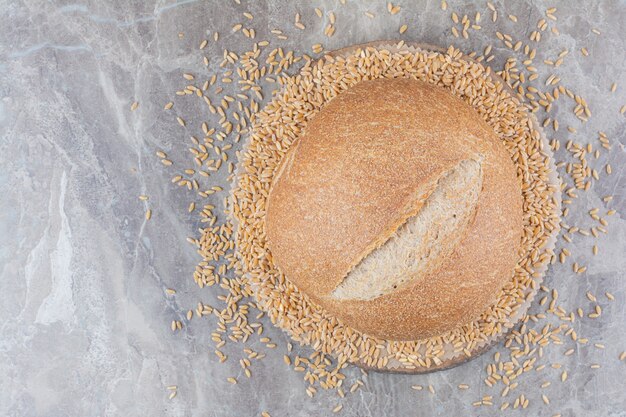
[232,40,562,374]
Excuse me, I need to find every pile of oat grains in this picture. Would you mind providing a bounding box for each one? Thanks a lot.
[137,1,624,414]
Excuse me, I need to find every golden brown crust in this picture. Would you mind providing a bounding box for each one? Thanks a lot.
[265,78,523,341]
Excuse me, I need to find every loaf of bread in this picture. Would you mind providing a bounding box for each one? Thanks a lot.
[265,78,524,341]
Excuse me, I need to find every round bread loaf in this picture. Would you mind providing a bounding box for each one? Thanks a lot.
[265,78,524,341]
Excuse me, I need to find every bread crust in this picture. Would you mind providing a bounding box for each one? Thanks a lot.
[265,78,523,340]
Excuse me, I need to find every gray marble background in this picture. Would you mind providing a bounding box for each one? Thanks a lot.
[1,1,625,416]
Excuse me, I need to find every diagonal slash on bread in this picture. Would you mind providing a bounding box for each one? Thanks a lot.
[332,158,483,300]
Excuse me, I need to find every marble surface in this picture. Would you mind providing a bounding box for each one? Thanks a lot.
[1,1,625,416]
